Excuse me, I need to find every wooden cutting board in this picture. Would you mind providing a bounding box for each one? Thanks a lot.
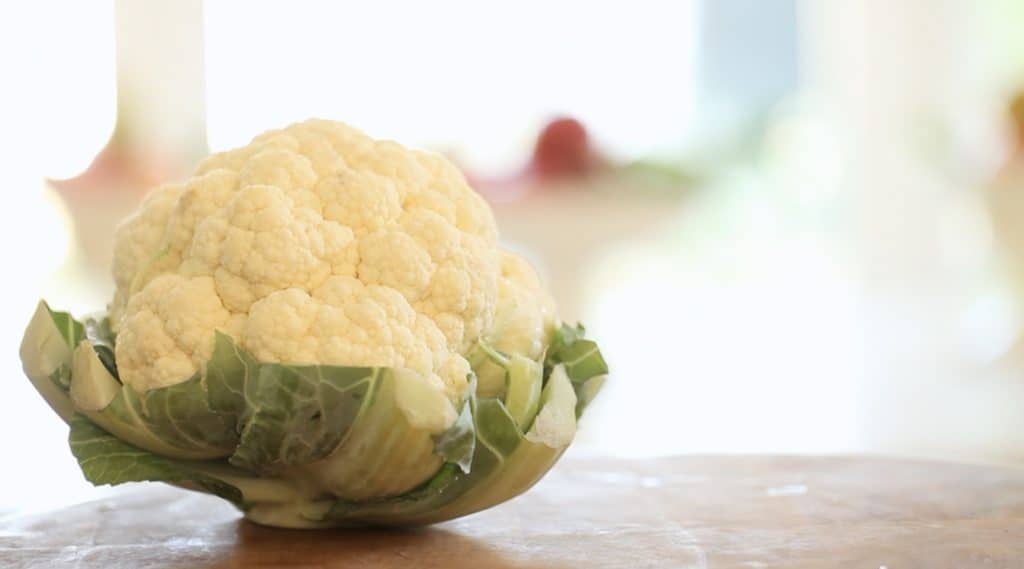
[3,455,1024,568]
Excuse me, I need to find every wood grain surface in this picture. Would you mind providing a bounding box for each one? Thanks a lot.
[3,455,1024,568]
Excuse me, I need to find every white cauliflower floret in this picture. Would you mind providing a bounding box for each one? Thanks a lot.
[316,170,402,236]
[193,184,359,313]
[490,252,558,360]
[115,274,233,392]
[244,277,467,397]
[109,119,551,404]
[109,183,184,324]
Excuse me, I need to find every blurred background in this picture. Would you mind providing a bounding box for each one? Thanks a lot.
[6,0,1024,512]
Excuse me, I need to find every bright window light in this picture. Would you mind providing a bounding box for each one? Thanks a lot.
[4,1,116,179]
[204,0,697,171]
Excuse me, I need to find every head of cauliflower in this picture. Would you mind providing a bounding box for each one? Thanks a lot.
[110,119,555,403]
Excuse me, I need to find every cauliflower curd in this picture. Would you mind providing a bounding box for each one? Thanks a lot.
[110,119,554,401]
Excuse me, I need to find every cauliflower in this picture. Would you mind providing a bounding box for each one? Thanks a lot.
[20,119,608,529]
[109,119,543,402]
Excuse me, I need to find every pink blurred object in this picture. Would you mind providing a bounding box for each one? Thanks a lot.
[48,135,183,277]
[48,0,207,277]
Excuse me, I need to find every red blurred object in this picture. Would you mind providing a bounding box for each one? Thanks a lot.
[530,116,597,179]
[461,115,609,203]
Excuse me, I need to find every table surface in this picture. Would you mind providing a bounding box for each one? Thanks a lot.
[3,455,1024,568]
